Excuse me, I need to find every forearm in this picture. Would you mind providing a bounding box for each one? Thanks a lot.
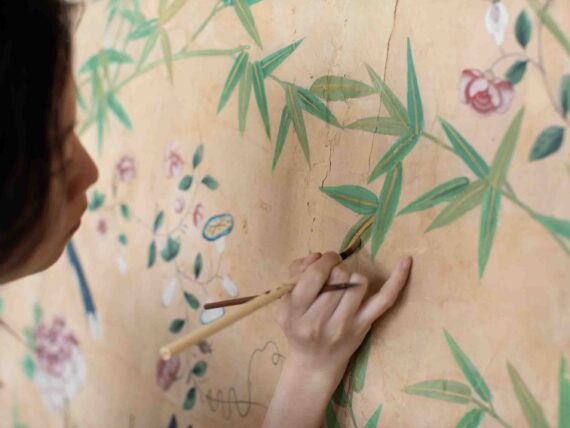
[263,357,343,428]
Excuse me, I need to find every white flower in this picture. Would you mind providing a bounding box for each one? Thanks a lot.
[199,305,225,325]
[161,278,179,307]
[222,275,238,297]
[117,254,128,274]
[485,2,509,46]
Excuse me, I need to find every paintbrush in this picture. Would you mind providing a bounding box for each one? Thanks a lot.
[159,238,362,360]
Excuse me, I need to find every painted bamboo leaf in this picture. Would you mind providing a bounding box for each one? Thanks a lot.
[351,332,373,392]
[136,27,160,72]
[406,39,424,135]
[526,0,570,55]
[161,237,181,262]
[179,175,193,191]
[507,362,550,428]
[364,405,383,428]
[285,84,310,164]
[260,38,303,78]
[161,0,188,24]
[368,134,419,183]
[106,91,132,129]
[561,75,570,118]
[325,402,341,428]
[184,387,196,410]
[76,83,87,111]
[202,175,219,190]
[479,187,501,277]
[296,87,341,127]
[534,215,570,239]
[96,105,105,151]
[193,144,204,169]
[399,177,470,215]
[366,64,408,127]
[371,164,402,258]
[0,297,4,316]
[346,116,409,137]
[79,49,134,74]
[128,19,158,40]
[320,185,378,215]
[154,211,165,232]
[439,118,489,178]
[160,29,174,83]
[217,51,249,113]
[445,331,492,403]
[272,106,291,170]
[33,303,42,326]
[309,76,375,101]
[529,126,565,161]
[404,380,472,404]
[340,214,375,253]
[516,10,533,48]
[252,61,271,138]
[489,108,525,189]
[194,253,203,279]
[148,241,156,268]
[506,60,528,85]
[560,357,570,428]
[456,409,484,428]
[120,9,146,26]
[332,382,349,407]
[238,62,253,134]
[427,180,487,231]
[234,0,263,48]
[184,292,200,310]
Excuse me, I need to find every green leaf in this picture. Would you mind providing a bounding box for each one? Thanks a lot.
[22,355,35,380]
[506,60,528,85]
[456,409,484,428]
[194,253,203,279]
[161,237,181,262]
[179,175,193,191]
[217,51,249,113]
[153,211,165,232]
[560,357,570,428]
[252,62,271,138]
[331,382,349,407]
[444,331,492,403]
[427,180,487,231]
[96,105,105,152]
[560,75,570,118]
[534,214,570,239]
[161,0,188,24]
[439,118,489,178]
[526,0,570,56]
[340,214,375,253]
[489,108,525,189]
[106,92,132,129]
[346,116,409,136]
[238,62,253,134]
[516,10,533,48]
[118,234,128,245]
[160,29,174,83]
[128,18,158,40]
[147,241,157,268]
[23,327,35,349]
[201,175,219,190]
[399,177,470,215]
[350,332,373,392]
[88,191,105,211]
[120,203,130,220]
[310,75,376,101]
[366,64,408,127]
[103,48,134,64]
[193,144,204,169]
[507,362,549,428]
[169,318,185,333]
[296,86,341,127]
[529,126,565,161]
[259,39,304,78]
[272,106,291,170]
[368,134,419,183]
[234,0,263,48]
[120,9,146,25]
[364,405,383,428]
[184,387,196,410]
[479,187,501,277]
[371,163,402,259]
[285,84,310,165]
[192,360,208,377]
[406,39,424,135]
[33,303,42,326]
[0,297,4,315]
[404,380,472,404]
[76,83,87,111]
[184,292,200,310]
[136,27,160,71]
[325,401,341,428]
[320,185,378,215]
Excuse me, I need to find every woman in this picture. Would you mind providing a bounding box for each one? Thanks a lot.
[0,1,412,426]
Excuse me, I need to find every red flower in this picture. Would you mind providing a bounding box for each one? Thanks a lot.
[165,143,185,178]
[459,69,514,115]
[156,356,180,391]
[193,204,204,227]
[96,218,107,236]
[116,156,136,182]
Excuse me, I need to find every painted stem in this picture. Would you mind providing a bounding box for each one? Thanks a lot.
[0,318,30,350]
[192,1,225,41]
[348,398,359,428]
[526,0,570,56]
[471,397,512,428]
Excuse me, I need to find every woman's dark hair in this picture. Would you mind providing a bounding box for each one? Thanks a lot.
[0,0,75,271]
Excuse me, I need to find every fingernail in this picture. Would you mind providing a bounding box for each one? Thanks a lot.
[399,256,412,270]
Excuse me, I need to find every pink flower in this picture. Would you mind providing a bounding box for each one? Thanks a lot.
[459,69,515,115]
[156,356,180,391]
[165,143,185,178]
[174,197,185,214]
[96,218,107,236]
[116,156,136,182]
[193,204,204,227]
[34,316,86,410]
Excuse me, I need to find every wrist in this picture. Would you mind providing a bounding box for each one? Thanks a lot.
[281,354,345,397]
